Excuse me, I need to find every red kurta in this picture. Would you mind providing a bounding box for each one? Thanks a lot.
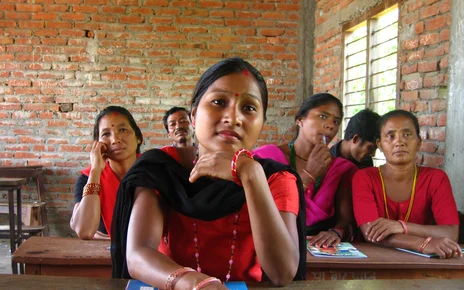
[353,166,459,227]
[157,146,299,281]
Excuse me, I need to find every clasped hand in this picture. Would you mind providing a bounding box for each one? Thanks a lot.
[364,218,404,242]
[189,150,255,183]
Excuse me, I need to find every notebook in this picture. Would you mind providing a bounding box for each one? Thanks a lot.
[125,279,247,290]
[307,242,367,258]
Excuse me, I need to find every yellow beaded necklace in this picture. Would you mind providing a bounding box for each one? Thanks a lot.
[378,165,417,222]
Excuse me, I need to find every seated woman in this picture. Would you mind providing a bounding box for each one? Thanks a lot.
[353,109,461,259]
[253,93,358,248]
[111,57,306,289]
[70,106,143,239]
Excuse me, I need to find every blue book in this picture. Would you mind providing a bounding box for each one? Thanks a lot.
[126,280,247,290]
[396,247,464,258]
[307,242,367,258]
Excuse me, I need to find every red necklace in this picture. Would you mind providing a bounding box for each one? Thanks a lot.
[193,213,239,282]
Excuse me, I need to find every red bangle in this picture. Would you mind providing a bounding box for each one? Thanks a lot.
[165,267,195,290]
[419,237,432,253]
[398,220,408,235]
[193,277,222,290]
[231,148,253,186]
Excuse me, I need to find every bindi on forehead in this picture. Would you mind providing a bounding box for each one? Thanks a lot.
[235,93,239,97]
[242,69,249,76]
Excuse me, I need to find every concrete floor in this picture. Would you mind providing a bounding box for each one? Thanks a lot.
[0,239,12,274]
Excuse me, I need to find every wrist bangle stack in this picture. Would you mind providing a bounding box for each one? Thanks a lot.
[193,277,222,290]
[82,183,102,197]
[165,267,195,290]
[231,148,253,186]
[398,220,408,235]
[419,237,432,253]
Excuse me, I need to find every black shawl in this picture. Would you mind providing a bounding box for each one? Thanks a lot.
[111,148,306,281]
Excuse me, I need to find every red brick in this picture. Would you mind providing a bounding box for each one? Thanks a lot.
[414,22,424,34]
[402,38,419,50]
[440,29,449,41]
[401,91,418,101]
[252,3,275,10]
[419,33,439,46]
[15,152,40,159]
[428,127,446,141]
[439,56,448,69]
[277,4,299,11]
[406,49,424,61]
[145,0,169,6]
[431,99,447,112]
[262,12,286,20]
[420,141,437,153]
[420,5,440,19]
[401,64,418,75]
[16,4,42,12]
[422,154,443,167]
[418,114,437,126]
[410,101,428,112]
[440,0,451,12]
[425,15,447,31]
[418,61,438,72]
[423,74,445,87]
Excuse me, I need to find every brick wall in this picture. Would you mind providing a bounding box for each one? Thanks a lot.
[0,0,302,235]
[313,0,450,168]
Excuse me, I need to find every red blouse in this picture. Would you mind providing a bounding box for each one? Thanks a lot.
[353,166,459,227]
[157,146,299,281]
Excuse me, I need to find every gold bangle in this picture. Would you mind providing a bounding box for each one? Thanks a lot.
[302,169,315,182]
[83,183,102,197]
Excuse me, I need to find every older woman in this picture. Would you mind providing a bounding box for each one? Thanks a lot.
[71,106,143,239]
[353,109,461,259]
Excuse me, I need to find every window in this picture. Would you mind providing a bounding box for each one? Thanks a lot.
[342,4,399,166]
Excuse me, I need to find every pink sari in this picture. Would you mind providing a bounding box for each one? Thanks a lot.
[253,144,357,226]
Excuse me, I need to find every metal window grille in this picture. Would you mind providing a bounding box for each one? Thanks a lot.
[342,5,399,166]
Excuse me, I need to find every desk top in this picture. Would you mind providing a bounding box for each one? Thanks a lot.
[12,236,111,265]
[307,242,464,269]
[0,177,27,186]
[1,275,464,290]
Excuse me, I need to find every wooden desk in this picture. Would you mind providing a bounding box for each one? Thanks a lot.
[1,275,464,290]
[0,165,49,235]
[307,243,464,280]
[11,236,111,277]
[0,177,27,274]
